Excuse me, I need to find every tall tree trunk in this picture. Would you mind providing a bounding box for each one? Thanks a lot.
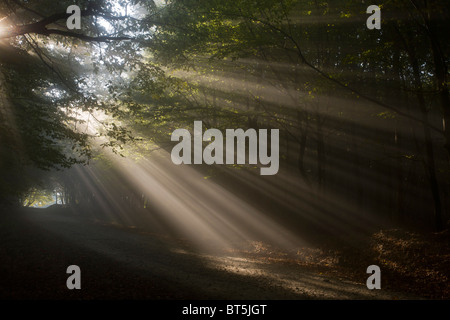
[316,113,325,193]
[350,119,363,213]
[297,111,309,183]
[424,2,450,158]
[409,47,444,231]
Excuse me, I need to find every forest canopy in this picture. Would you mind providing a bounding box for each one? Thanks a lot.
[0,0,449,232]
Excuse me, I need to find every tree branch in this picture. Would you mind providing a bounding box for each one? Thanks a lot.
[218,10,444,135]
[0,9,133,42]
[41,29,132,42]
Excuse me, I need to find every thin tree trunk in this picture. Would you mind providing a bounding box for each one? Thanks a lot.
[409,47,444,231]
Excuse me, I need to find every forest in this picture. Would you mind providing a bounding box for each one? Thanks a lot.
[0,0,449,301]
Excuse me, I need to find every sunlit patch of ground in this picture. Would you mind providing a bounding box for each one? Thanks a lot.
[175,242,408,300]
[167,231,449,300]
[2,206,446,299]
[221,229,450,300]
[370,228,450,299]
[85,213,450,299]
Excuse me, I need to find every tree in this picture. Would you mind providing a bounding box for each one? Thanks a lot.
[147,0,450,230]
[0,0,448,232]
[0,0,156,204]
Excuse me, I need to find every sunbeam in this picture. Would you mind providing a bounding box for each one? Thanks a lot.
[1,0,449,303]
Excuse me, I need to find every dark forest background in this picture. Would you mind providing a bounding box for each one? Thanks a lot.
[0,0,449,241]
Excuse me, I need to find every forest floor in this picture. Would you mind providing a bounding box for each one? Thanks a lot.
[228,227,450,300]
[0,206,448,300]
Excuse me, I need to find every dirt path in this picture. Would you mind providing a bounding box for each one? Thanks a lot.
[0,207,418,300]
